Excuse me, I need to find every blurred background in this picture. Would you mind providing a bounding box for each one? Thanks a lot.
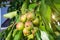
[0,0,18,30]
[0,0,10,30]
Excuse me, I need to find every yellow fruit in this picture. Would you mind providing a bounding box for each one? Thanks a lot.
[27,34,34,39]
[31,27,38,35]
[23,28,30,36]
[25,21,33,30]
[27,12,35,21]
[20,14,27,22]
[33,18,39,25]
[16,22,24,30]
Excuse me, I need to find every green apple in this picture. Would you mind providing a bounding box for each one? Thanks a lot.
[31,27,38,35]
[27,34,34,39]
[23,28,30,36]
[20,14,27,22]
[33,18,39,25]
[27,12,35,21]
[16,22,24,30]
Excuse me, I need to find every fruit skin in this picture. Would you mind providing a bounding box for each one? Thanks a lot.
[27,12,35,21]
[27,34,34,40]
[20,14,27,22]
[23,28,30,36]
[32,18,39,25]
[25,21,33,30]
[34,27,38,32]
[16,22,24,30]
[31,27,38,35]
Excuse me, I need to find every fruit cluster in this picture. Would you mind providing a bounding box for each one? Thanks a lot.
[16,11,39,39]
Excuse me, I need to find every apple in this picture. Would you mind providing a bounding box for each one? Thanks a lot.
[27,34,34,39]
[16,22,24,30]
[23,28,30,36]
[27,12,35,21]
[31,27,38,35]
[25,21,33,30]
[31,30,35,35]
[20,14,27,22]
[33,27,38,32]
[33,17,39,25]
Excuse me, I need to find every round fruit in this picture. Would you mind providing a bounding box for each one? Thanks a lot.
[27,12,35,21]
[20,14,27,22]
[23,28,30,36]
[34,27,38,32]
[31,27,38,35]
[25,21,33,30]
[16,22,24,30]
[27,34,34,39]
[33,17,39,25]
[31,30,35,35]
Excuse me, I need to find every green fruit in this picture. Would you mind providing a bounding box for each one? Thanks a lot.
[23,28,30,36]
[27,34,34,39]
[20,14,27,22]
[16,22,24,30]
[34,27,38,32]
[31,30,35,35]
[25,21,33,30]
[31,27,38,35]
[33,18,39,25]
[27,12,35,21]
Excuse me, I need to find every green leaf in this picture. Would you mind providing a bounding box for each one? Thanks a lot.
[0,32,2,38]
[48,34,54,40]
[39,21,46,32]
[12,29,18,37]
[5,30,12,40]
[53,0,60,4]
[55,25,60,31]
[56,36,60,40]
[3,11,17,19]
[15,15,20,23]
[40,0,53,32]
[29,3,37,11]
[40,4,51,23]
[46,0,60,15]
[13,31,22,40]
[21,2,27,14]
[36,30,41,40]
[54,3,60,11]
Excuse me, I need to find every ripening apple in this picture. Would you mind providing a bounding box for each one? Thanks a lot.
[32,17,39,25]
[27,34,34,39]
[31,27,38,35]
[27,12,35,21]
[23,28,30,36]
[25,21,33,30]
[20,14,27,22]
[16,22,24,30]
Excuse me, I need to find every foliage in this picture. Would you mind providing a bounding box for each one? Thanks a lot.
[0,0,60,40]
